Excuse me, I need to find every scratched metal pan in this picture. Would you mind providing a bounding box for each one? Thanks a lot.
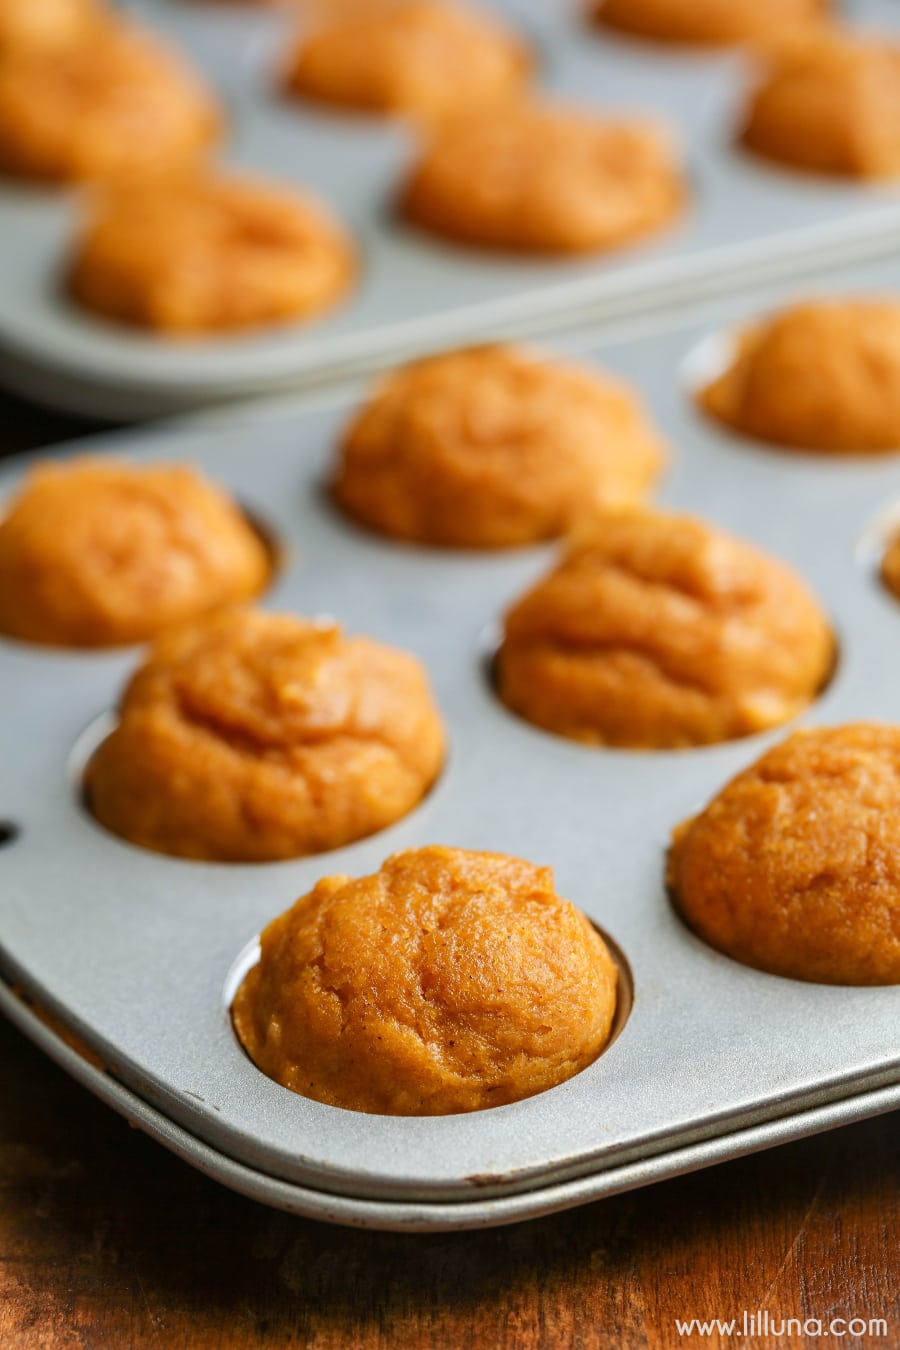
[2,0,900,417]
[1,251,900,1230]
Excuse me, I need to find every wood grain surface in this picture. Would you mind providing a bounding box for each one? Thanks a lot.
[0,398,897,1350]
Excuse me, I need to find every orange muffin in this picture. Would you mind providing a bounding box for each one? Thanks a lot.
[496,508,834,749]
[741,29,900,179]
[232,845,619,1114]
[0,20,220,183]
[0,457,270,648]
[85,610,445,862]
[596,0,824,46]
[881,528,900,601]
[284,0,530,123]
[70,171,355,335]
[668,724,900,985]
[331,346,666,548]
[402,102,685,254]
[0,0,102,55]
[700,299,900,453]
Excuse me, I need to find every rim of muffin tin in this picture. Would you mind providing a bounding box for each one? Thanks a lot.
[2,972,899,1231]
[2,266,900,1208]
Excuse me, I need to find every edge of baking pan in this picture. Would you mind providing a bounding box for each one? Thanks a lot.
[3,212,900,422]
[2,977,897,1233]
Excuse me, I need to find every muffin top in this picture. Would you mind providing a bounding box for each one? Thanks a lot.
[84,610,446,861]
[331,346,666,548]
[596,0,825,45]
[496,508,834,749]
[402,102,685,254]
[668,724,900,985]
[284,0,530,123]
[700,299,900,453]
[740,29,900,179]
[0,456,270,648]
[0,0,101,54]
[70,171,355,334]
[0,19,220,182]
[232,845,619,1114]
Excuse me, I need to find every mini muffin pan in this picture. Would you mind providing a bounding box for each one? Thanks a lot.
[2,250,900,1230]
[1,0,900,417]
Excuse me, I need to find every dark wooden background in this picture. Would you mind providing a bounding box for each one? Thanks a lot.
[0,393,897,1350]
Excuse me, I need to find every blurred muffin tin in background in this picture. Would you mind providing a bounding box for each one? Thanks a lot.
[0,0,900,415]
[1,250,899,1230]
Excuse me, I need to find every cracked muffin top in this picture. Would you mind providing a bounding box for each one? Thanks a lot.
[331,345,666,548]
[0,456,271,648]
[284,0,531,123]
[402,101,685,254]
[0,18,220,182]
[496,508,834,749]
[668,724,900,985]
[84,609,446,862]
[699,299,900,453]
[232,845,619,1114]
[740,28,900,180]
[595,0,825,45]
[70,170,355,334]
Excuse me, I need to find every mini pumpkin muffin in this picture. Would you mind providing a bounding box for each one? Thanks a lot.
[0,20,220,183]
[402,102,685,254]
[232,845,618,1113]
[85,610,445,861]
[70,170,355,334]
[331,346,666,548]
[284,0,530,123]
[0,0,102,55]
[496,508,834,749]
[0,457,270,648]
[700,299,900,453]
[668,724,900,985]
[596,0,824,46]
[741,29,900,179]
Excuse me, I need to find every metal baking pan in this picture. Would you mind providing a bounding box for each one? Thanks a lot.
[2,0,900,417]
[1,251,900,1230]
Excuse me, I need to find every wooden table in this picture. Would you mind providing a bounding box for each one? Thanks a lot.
[0,397,897,1350]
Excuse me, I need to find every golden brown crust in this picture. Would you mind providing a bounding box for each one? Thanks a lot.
[0,457,270,648]
[668,724,900,985]
[284,0,530,123]
[0,0,101,55]
[85,610,446,862]
[232,845,618,1114]
[70,171,355,335]
[741,29,900,179]
[0,20,220,183]
[331,346,666,548]
[700,300,900,453]
[596,0,825,45]
[402,103,685,254]
[496,508,834,749]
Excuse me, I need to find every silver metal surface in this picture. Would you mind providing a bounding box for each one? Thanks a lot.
[2,978,898,1232]
[2,0,900,415]
[1,253,900,1228]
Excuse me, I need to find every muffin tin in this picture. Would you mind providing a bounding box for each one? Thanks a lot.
[1,0,900,416]
[2,251,900,1230]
